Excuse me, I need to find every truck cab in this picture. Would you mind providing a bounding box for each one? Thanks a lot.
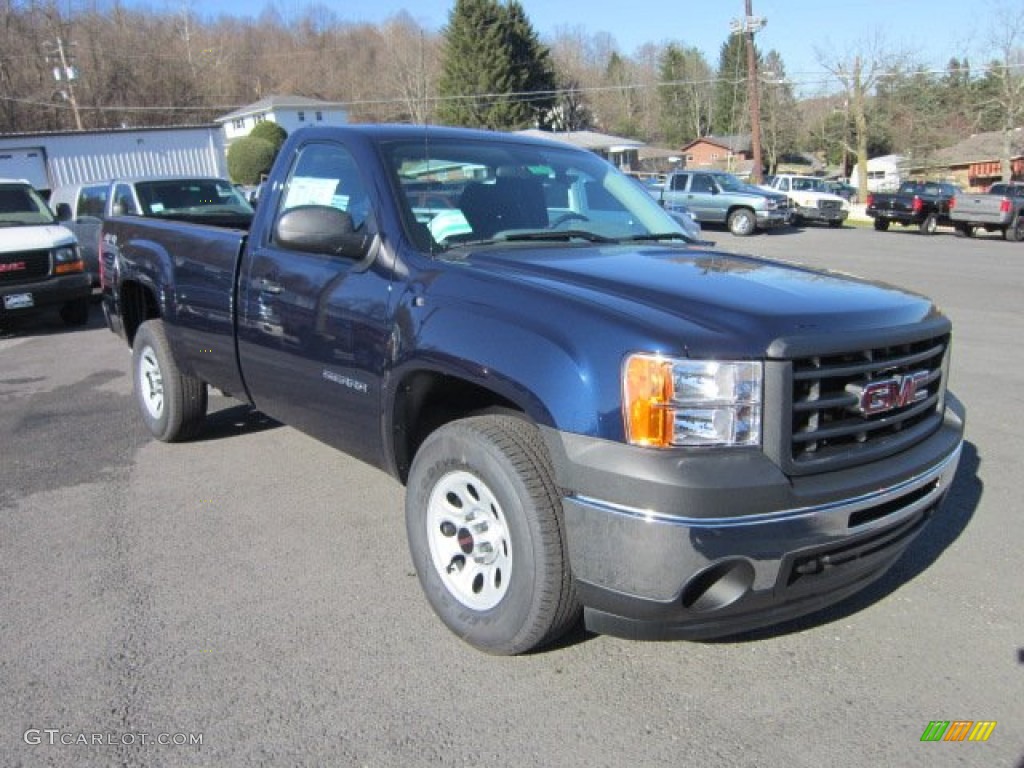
[0,178,91,327]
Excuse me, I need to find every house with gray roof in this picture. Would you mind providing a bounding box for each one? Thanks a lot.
[910,127,1024,190]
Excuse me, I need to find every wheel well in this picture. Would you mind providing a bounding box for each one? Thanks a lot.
[392,371,525,483]
[727,205,754,219]
[120,280,160,345]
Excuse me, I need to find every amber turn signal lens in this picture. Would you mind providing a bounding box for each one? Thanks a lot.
[623,355,674,447]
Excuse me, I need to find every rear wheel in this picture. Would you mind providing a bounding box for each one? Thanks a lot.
[873,218,890,231]
[919,213,939,235]
[827,219,843,228]
[1005,214,1024,242]
[132,319,207,442]
[405,414,580,655]
[727,208,756,237]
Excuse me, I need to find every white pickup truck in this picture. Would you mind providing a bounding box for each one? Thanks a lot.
[0,178,91,327]
[761,174,849,228]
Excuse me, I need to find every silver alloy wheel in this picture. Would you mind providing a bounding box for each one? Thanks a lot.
[426,469,511,611]
[138,345,165,420]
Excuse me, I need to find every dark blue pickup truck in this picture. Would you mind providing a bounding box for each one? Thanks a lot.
[100,125,964,654]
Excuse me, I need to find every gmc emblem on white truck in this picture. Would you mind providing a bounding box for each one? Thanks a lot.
[848,370,930,416]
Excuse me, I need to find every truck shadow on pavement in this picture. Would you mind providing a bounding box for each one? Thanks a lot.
[707,439,983,643]
[192,401,282,442]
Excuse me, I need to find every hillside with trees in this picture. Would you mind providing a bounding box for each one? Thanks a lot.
[3,0,1024,178]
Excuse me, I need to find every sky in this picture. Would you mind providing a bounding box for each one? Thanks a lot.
[136,0,997,95]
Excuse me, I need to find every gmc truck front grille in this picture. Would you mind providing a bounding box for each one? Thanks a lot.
[784,334,949,473]
[0,249,50,284]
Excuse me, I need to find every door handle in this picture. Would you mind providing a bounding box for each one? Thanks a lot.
[259,278,282,295]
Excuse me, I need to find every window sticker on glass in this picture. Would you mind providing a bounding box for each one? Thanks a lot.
[284,177,339,208]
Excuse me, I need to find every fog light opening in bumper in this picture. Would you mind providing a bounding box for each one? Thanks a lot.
[681,559,755,613]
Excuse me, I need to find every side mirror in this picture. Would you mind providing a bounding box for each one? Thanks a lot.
[55,202,72,221]
[274,205,370,260]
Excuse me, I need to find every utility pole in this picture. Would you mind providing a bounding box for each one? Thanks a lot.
[44,38,84,130]
[730,2,766,183]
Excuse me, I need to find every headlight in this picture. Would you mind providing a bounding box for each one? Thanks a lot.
[623,354,762,447]
[52,244,83,274]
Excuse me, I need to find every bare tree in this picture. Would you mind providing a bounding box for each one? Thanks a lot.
[817,33,903,199]
[978,3,1024,179]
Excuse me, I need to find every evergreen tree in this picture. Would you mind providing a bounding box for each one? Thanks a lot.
[713,34,754,136]
[658,44,713,147]
[437,0,557,129]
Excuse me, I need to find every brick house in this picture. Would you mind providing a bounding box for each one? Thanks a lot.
[678,134,754,175]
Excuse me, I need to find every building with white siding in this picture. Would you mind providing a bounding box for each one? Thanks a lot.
[215,95,348,142]
[0,125,227,195]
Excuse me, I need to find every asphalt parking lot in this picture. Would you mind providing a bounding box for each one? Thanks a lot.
[1,223,1021,767]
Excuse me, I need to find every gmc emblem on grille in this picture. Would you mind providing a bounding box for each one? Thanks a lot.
[0,261,26,273]
[848,370,930,416]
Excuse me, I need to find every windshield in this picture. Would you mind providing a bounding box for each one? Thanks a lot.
[0,183,57,226]
[381,137,692,251]
[135,179,254,218]
[791,177,828,192]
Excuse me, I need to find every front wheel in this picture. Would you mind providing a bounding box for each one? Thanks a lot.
[727,208,756,236]
[132,319,207,442]
[405,415,580,655]
[873,218,890,231]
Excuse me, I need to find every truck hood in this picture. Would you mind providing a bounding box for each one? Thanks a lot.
[0,223,77,253]
[449,244,941,357]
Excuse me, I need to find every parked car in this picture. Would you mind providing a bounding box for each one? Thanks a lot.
[865,180,961,234]
[760,174,849,228]
[47,180,108,286]
[950,181,1024,240]
[659,170,791,236]
[0,178,91,326]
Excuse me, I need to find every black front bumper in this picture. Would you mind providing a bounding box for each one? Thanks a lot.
[541,395,965,641]
[0,273,92,317]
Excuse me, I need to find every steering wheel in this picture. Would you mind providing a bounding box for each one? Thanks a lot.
[550,212,590,228]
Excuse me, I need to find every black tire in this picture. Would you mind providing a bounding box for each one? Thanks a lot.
[405,414,580,655]
[727,208,756,236]
[60,297,90,327]
[1005,214,1024,242]
[132,319,207,442]
[827,219,843,228]
[873,218,890,231]
[919,213,939,235]
[954,223,974,238]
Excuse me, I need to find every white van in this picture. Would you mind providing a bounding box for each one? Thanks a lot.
[0,178,91,326]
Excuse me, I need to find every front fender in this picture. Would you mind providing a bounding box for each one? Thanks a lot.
[389,293,610,438]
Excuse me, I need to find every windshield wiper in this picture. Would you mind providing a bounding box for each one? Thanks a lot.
[628,232,697,242]
[498,229,617,244]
